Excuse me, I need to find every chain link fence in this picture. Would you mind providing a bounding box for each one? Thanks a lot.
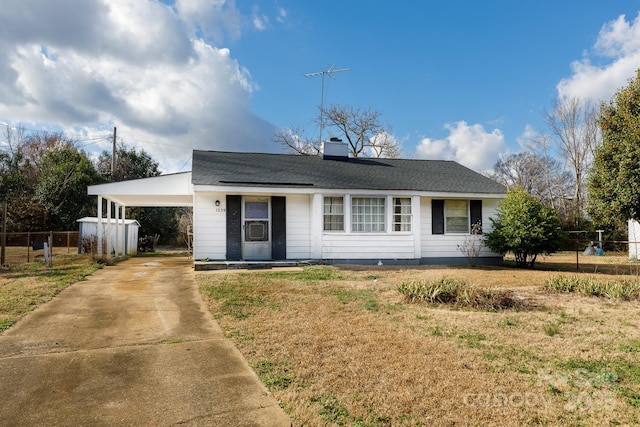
[0,232,79,266]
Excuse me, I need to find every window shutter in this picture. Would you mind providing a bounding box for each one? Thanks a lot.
[432,199,444,235]
[271,196,286,260]
[226,195,242,260]
[470,200,482,233]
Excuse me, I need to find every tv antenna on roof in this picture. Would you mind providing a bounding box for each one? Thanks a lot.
[305,64,350,144]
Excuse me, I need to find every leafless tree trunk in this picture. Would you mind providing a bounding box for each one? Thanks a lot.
[272,125,319,156]
[369,131,402,158]
[546,97,601,223]
[273,104,401,158]
[178,210,193,256]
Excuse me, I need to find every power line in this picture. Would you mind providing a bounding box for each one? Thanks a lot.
[0,122,113,146]
[178,155,192,172]
[0,122,191,149]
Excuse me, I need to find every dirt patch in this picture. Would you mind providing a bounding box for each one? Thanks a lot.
[198,253,640,426]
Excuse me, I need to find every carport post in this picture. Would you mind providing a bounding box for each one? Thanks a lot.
[107,200,112,256]
[121,205,126,254]
[97,196,103,259]
[122,206,126,254]
[114,203,120,257]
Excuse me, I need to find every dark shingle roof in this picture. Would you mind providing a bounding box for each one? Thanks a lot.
[192,150,506,194]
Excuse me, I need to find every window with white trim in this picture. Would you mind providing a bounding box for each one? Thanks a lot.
[351,197,385,232]
[393,197,412,231]
[445,200,469,233]
[323,196,344,231]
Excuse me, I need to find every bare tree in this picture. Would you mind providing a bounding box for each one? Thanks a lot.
[273,104,401,158]
[178,209,193,255]
[2,124,25,154]
[273,124,320,156]
[546,97,601,222]
[525,134,576,223]
[490,150,574,223]
[368,131,402,158]
[491,152,548,195]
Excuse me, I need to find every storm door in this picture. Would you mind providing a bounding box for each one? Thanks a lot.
[242,197,271,260]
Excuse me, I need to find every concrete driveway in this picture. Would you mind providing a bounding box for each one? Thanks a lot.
[0,257,291,426]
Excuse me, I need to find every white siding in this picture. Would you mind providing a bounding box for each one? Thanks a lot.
[321,233,415,260]
[192,191,503,262]
[421,197,502,259]
[482,199,500,234]
[193,192,312,260]
[316,193,419,260]
[286,195,312,259]
[193,192,226,260]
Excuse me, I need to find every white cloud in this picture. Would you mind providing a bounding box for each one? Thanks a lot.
[252,6,269,31]
[277,7,288,23]
[594,14,640,57]
[516,124,540,151]
[557,13,640,103]
[253,15,269,31]
[415,121,505,171]
[175,0,243,42]
[0,0,277,173]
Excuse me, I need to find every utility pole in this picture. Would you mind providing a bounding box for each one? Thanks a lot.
[304,64,349,144]
[111,126,117,181]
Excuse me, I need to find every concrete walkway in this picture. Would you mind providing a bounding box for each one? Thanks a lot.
[0,257,291,426]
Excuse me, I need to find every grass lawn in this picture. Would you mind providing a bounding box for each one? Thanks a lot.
[0,254,102,333]
[197,252,640,426]
[2,250,638,425]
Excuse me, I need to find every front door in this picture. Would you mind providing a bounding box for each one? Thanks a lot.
[242,197,271,260]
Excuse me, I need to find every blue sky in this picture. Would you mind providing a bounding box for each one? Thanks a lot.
[1,1,640,173]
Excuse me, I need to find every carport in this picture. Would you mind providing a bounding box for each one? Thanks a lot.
[87,172,193,258]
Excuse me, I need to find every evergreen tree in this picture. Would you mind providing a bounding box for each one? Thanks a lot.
[589,69,640,228]
[34,147,102,230]
[484,187,563,268]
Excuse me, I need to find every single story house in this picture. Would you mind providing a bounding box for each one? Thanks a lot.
[88,141,507,266]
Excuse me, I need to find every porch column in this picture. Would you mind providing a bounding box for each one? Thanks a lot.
[97,196,103,258]
[311,194,323,259]
[107,200,112,256]
[115,203,120,257]
[412,196,422,259]
[121,205,127,255]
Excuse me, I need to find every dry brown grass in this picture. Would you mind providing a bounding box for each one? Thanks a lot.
[198,252,640,426]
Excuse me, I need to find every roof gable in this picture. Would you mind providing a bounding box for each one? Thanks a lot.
[192,150,506,194]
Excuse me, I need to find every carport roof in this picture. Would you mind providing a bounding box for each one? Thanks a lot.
[87,172,193,207]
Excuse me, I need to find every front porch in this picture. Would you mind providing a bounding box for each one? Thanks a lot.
[194,259,322,271]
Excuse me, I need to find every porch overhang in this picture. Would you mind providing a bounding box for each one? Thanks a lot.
[87,172,193,259]
[88,172,194,207]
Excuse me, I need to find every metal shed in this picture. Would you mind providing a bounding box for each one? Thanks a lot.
[77,217,140,256]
